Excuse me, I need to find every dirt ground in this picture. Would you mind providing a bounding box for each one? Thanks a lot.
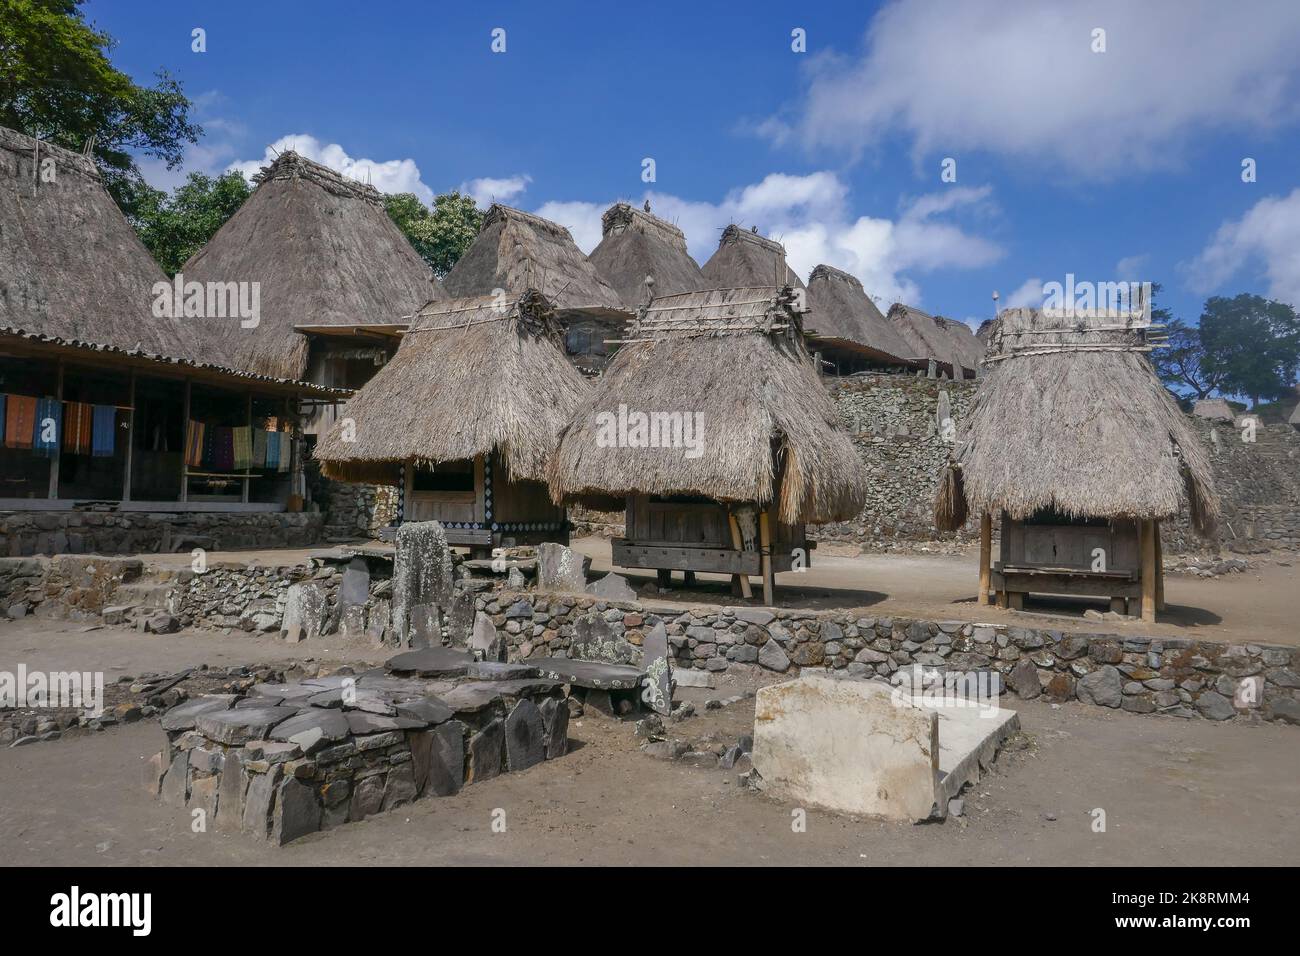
[574,537,1300,648]
[1,663,1295,866]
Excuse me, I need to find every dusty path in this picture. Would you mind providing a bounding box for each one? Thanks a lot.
[1,693,1295,867]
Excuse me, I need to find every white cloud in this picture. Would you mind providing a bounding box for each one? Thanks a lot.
[138,93,247,191]
[462,174,532,207]
[537,173,1003,307]
[1115,255,1150,280]
[227,134,435,202]
[778,0,1300,177]
[1184,188,1300,307]
[1003,277,1045,309]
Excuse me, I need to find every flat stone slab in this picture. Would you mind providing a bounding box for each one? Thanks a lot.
[505,699,546,772]
[160,695,237,732]
[394,695,454,725]
[530,657,644,690]
[466,661,538,681]
[346,711,425,735]
[752,676,1018,823]
[196,706,299,745]
[439,682,506,714]
[269,709,351,747]
[385,647,474,677]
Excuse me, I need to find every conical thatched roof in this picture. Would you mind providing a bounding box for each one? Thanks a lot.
[588,202,706,308]
[314,289,589,486]
[548,287,868,525]
[181,150,443,381]
[887,303,977,374]
[805,264,914,364]
[700,225,806,291]
[0,125,197,358]
[934,307,1219,535]
[443,204,626,314]
[935,314,984,370]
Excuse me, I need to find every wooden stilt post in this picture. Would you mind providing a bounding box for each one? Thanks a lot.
[1154,519,1166,611]
[1140,518,1157,623]
[758,510,774,606]
[978,512,992,605]
[727,513,753,599]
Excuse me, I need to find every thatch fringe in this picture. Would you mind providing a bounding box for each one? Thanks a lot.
[933,464,967,532]
[313,290,588,485]
[938,307,1220,536]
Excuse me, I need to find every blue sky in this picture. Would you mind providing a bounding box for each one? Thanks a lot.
[91,0,1300,329]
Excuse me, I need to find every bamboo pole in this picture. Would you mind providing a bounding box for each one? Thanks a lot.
[1140,518,1157,623]
[1154,519,1166,611]
[759,511,774,606]
[978,512,992,605]
[727,513,752,599]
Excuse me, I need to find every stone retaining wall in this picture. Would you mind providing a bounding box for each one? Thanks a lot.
[0,510,323,557]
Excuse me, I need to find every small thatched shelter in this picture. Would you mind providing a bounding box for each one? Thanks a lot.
[700,225,806,291]
[313,289,587,553]
[548,286,868,602]
[934,307,1219,621]
[181,150,442,402]
[442,204,629,372]
[887,303,979,378]
[588,202,706,309]
[804,264,916,374]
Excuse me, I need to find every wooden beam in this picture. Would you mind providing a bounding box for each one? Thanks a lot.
[47,359,64,499]
[727,513,753,599]
[180,379,191,503]
[121,369,135,502]
[759,510,774,606]
[977,512,992,605]
[1140,518,1157,623]
[1154,519,1166,611]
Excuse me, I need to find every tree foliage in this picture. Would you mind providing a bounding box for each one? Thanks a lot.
[1197,294,1300,407]
[0,0,201,215]
[383,190,482,276]
[129,171,252,276]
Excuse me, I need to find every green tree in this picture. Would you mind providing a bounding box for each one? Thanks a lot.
[383,190,482,276]
[1152,317,1224,400]
[1198,294,1300,407]
[130,170,252,275]
[0,0,201,215]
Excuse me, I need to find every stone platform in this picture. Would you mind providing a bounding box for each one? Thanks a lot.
[147,647,570,844]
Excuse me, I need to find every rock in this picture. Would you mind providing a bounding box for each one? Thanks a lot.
[269,709,351,751]
[536,542,590,593]
[947,798,965,818]
[385,646,473,678]
[758,639,791,672]
[272,777,322,845]
[196,706,299,745]
[640,622,673,715]
[381,764,418,811]
[143,751,166,798]
[730,607,775,626]
[394,695,454,725]
[1266,697,1300,725]
[530,657,645,690]
[467,661,537,681]
[160,752,189,805]
[240,766,282,839]
[467,719,505,784]
[348,772,386,821]
[216,756,247,830]
[339,557,371,608]
[505,699,546,772]
[469,612,505,662]
[539,696,569,759]
[570,613,640,666]
[1008,658,1041,699]
[585,572,638,602]
[189,775,220,822]
[281,583,327,643]
[6,603,27,619]
[1076,665,1123,708]
[426,721,466,796]
[673,669,713,688]
[1195,690,1236,721]
[144,612,180,634]
[160,695,237,732]
[391,521,455,647]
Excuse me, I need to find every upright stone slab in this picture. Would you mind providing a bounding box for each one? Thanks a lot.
[467,719,505,784]
[391,521,455,647]
[216,756,247,831]
[586,572,637,602]
[424,721,466,797]
[640,622,673,715]
[339,557,371,608]
[470,611,505,662]
[536,542,590,593]
[571,613,640,666]
[272,777,321,845]
[282,582,327,643]
[349,773,385,821]
[447,590,476,646]
[241,767,283,839]
[539,696,569,759]
[505,699,546,772]
[407,603,441,649]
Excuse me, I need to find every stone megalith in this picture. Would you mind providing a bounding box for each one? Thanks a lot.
[391,521,455,648]
[536,542,590,594]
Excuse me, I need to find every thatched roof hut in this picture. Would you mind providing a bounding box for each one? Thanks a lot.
[549,287,867,525]
[180,150,442,381]
[887,303,980,376]
[700,226,806,291]
[804,264,914,367]
[588,202,706,308]
[443,204,625,313]
[314,289,588,487]
[935,307,1219,536]
[0,125,197,358]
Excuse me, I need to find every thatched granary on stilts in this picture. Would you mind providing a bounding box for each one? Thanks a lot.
[933,306,1219,622]
[804,264,917,375]
[588,202,706,309]
[442,204,629,373]
[548,287,868,603]
[181,150,443,429]
[313,290,588,555]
